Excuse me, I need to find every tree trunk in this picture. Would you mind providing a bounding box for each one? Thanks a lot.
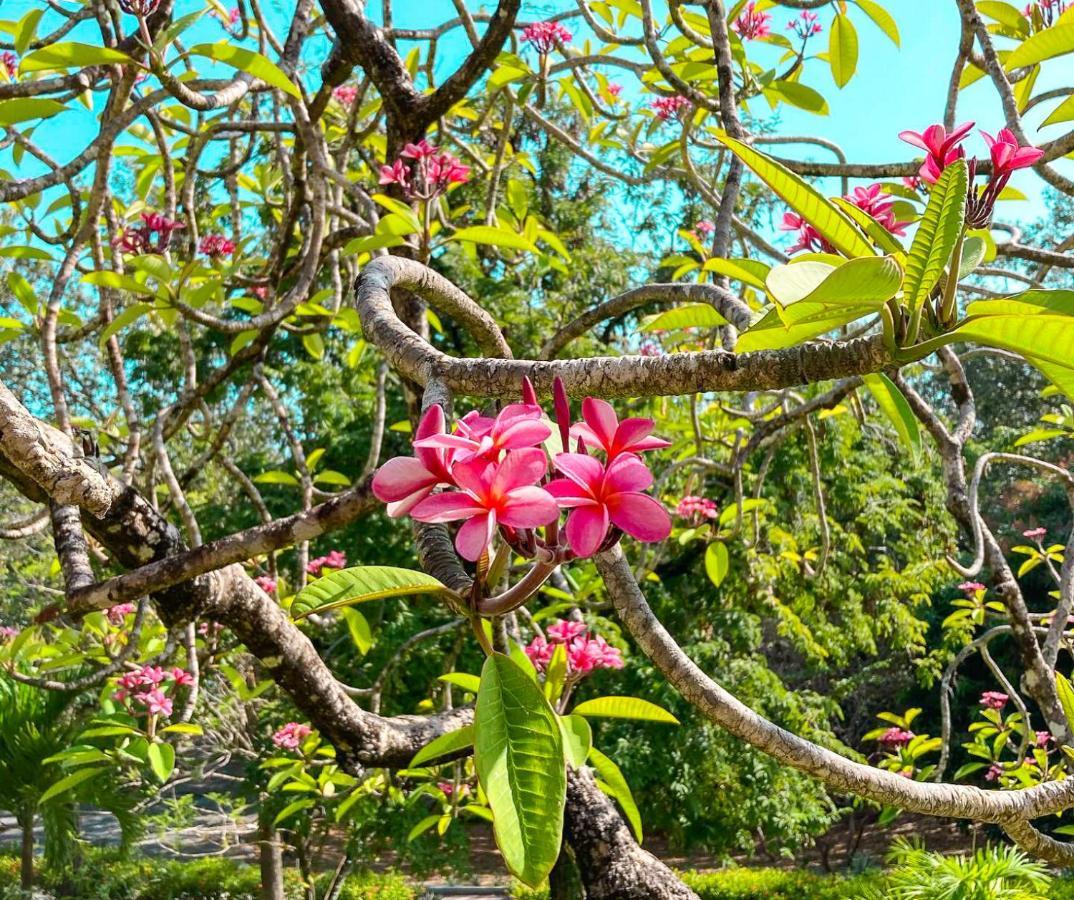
[564,768,698,900]
[258,819,285,900]
[20,810,34,892]
[550,842,586,900]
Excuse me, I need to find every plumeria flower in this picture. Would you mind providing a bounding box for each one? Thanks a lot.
[373,405,458,517]
[694,219,716,237]
[959,580,986,594]
[307,550,347,576]
[333,85,358,106]
[979,690,1009,710]
[879,728,914,746]
[378,159,410,189]
[780,211,834,255]
[981,128,1044,177]
[171,667,195,687]
[414,403,549,463]
[1,52,17,79]
[107,602,136,625]
[521,20,572,54]
[606,83,623,101]
[734,2,772,40]
[568,634,624,674]
[676,495,718,521]
[898,121,973,185]
[546,453,672,558]
[410,449,560,561]
[273,722,311,750]
[199,234,236,257]
[985,762,1004,781]
[546,619,588,643]
[845,183,908,236]
[570,398,671,459]
[638,340,663,357]
[651,96,690,121]
[0,625,19,640]
[1023,526,1048,540]
[253,575,277,594]
[401,139,438,160]
[142,688,173,717]
[1036,730,1052,748]
[524,634,554,669]
[787,10,822,38]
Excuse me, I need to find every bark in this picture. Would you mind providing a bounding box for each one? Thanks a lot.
[258,818,285,900]
[564,768,698,900]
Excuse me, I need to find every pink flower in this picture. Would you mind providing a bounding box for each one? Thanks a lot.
[638,341,662,357]
[846,184,908,237]
[251,285,269,300]
[570,398,670,460]
[568,634,623,674]
[982,128,1044,177]
[607,83,623,99]
[979,691,1009,710]
[411,449,560,561]
[734,2,772,40]
[170,667,195,687]
[985,762,1004,781]
[546,619,588,644]
[199,234,235,257]
[1023,526,1048,540]
[198,620,222,637]
[253,575,277,594]
[307,550,347,576]
[114,212,185,255]
[438,781,455,796]
[525,634,555,670]
[958,580,986,594]
[694,219,716,237]
[333,85,358,106]
[676,495,718,522]
[273,722,312,750]
[546,453,671,558]
[378,159,410,188]
[521,20,572,53]
[414,403,550,463]
[879,728,914,746]
[373,405,458,517]
[401,140,438,160]
[1036,730,1052,748]
[902,175,923,192]
[651,96,690,121]
[107,602,136,625]
[787,10,822,38]
[142,688,173,717]
[1024,0,1068,26]
[427,152,471,187]
[1,52,17,79]
[0,625,19,640]
[780,211,835,255]
[899,121,974,185]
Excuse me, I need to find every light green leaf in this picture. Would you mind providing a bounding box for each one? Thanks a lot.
[252,470,299,486]
[474,653,565,888]
[0,98,67,126]
[1006,23,1074,69]
[83,270,156,297]
[831,197,905,255]
[407,814,442,842]
[147,742,175,783]
[768,80,829,115]
[341,607,372,655]
[736,305,875,352]
[410,724,475,767]
[966,289,1074,319]
[1043,93,1074,127]
[701,256,771,289]
[855,0,900,45]
[188,43,301,99]
[641,303,728,333]
[589,747,643,842]
[771,256,902,313]
[559,714,593,768]
[439,673,482,694]
[1056,673,1074,734]
[704,542,729,587]
[829,14,859,88]
[97,303,154,348]
[291,566,456,619]
[14,9,45,56]
[949,314,1074,399]
[572,696,679,724]
[713,134,874,258]
[160,723,203,735]
[901,160,968,312]
[20,42,132,73]
[544,642,569,705]
[451,225,538,253]
[863,372,920,456]
[39,767,104,805]
[958,236,987,280]
[978,1,1030,33]
[273,798,315,827]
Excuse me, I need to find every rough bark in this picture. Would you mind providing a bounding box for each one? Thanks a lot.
[258,818,285,900]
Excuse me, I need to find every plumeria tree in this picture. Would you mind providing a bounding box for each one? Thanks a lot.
[2,0,1074,898]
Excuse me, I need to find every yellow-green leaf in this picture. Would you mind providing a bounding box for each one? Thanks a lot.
[901,160,967,312]
[188,43,301,99]
[20,42,132,73]
[572,695,679,724]
[829,14,859,88]
[291,566,456,619]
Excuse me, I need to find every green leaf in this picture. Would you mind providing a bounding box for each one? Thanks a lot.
[147,742,175,783]
[187,43,301,99]
[701,257,771,289]
[83,270,156,297]
[901,160,968,312]
[439,673,482,694]
[768,80,829,115]
[79,725,141,738]
[978,1,1029,33]
[474,653,566,888]
[704,542,729,587]
[855,0,900,45]
[1056,673,1074,734]
[0,98,67,126]
[1006,23,1074,69]
[451,225,538,253]
[1042,93,1074,127]
[949,314,1074,399]
[39,767,104,804]
[544,642,569,704]
[958,236,987,280]
[769,256,902,312]
[14,9,45,56]
[713,134,874,259]
[641,303,728,333]
[966,289,1074,319]
[291,566,456,619]
[97,303,154,348]
[863,373,921,456]
[407,814,442,842]
[831,197,905,255]
[160,723,203,735]
[410,724,475,767]
[340,607,372,655]
[273,798,315,827]
[252,470,299,486]
[829,14,859,88]
[559,714,593,768]
[19,42,132,73]
[736,304,875,352]
[589,747,643,842]
[572,696,679,724]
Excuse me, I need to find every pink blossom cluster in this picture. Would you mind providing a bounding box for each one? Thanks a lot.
[198,234,236,257]
[521,20,572,54]
[438,780,469,796]
[0,625,19,640]
[1023,526,1048,540]
[694,219,716,238]
[114,665,193,718]
[979,691,1009,710]
[985,762,1004,781]
[198,620,223,638]
[733,3,772,40]
[379,140,470,203]
[524,618,624,676]
[114,211,185,255]
[786,10,822,39]
[307,550,347,577]
[606,83,623,101]
[676,495,718,522]
[1,52,16,79]
[220,6,240,25]
[844,184,909,237]
[333,85,358,106]
[638,340,663,357]
[272,721,311,750]
[118,0,161,15]
[372,378,671,562]
[878,728,914,746]
[107,603,136,626]
[1036,730,1052,748]
[1024,0,1068,25]
[959,580,986,594]
[781,212,832,255]
[254,575,277,594]
[651,96,690,121]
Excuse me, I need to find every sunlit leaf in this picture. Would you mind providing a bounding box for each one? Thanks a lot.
[291,566,456,619]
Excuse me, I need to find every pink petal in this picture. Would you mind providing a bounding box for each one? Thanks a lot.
[553,452,605,490]
[410,491,481,523]
[413,432,478,452]
[949,121,975,144]
[452,458,495,496]
[500,486,560,527]
[545,478,597,508]
[496,417,552,450]
[492,448,547,493]
[565,505,610,557]
[385,485,435,518]
[921,124,946,156]
[606,492,672,543]
[581,397,618,447]
[604,454,654,493]
[569,423,601,449]
[1010,146,1043,168]
[415,404,446,440]
[372,456,437,502]
[456,512,495,561]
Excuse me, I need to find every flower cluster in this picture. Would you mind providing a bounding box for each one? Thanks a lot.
[521,20,572,54]
[219,6,240,25]
[378,140,470,203]
[307,550,346,577]
[787,10,822,39]
[733,3,772,40]
[979,690,1009,710]
[107,603,136,626]
[198,234,235,257]
[272,722,311,750]
[333,85,358,106]
[524,618,624,676]
[676,495,718,522]
[651,96,690,121]
[1023,526,1048,540]
[253,575,277,594]
[781,212,833,255]
[1,52,16,79]
[959,580,986,594]
[114,665,193,718]
[372,379,671,562]
[0,625,19,641]
[845,183,909,237]
[114,211,185,255]
[694,219,716,238]
[638,340,663,357]
[606,83,623,101]
[1024,0,1068,26]
[117,0,161,15]
[879,727,914,746]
